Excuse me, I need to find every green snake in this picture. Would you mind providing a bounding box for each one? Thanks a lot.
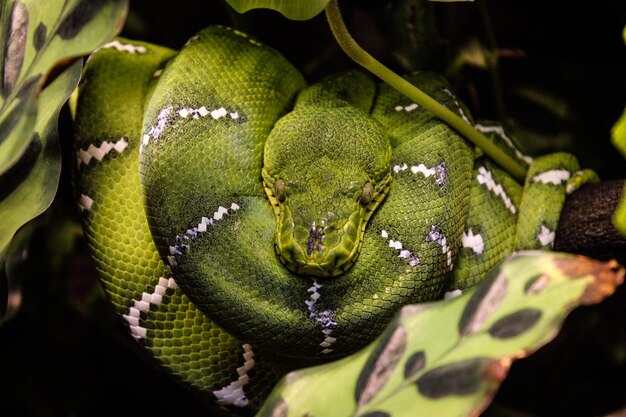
[72,26,596,413]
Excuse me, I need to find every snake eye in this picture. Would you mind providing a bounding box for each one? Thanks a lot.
[275,179,286,202]
[360,182,374,205]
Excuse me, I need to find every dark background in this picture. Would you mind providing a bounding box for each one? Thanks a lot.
[1,0,626,416]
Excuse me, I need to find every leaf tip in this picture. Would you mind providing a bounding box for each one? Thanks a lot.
[554,255,624,304]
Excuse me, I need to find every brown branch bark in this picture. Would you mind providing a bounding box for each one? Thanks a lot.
[554,179,626,266]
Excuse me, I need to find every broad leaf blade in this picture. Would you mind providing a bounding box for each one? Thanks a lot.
[0,74,39,176]
[224,0,329,20]
[0,59,81,258]
[23,0,127,82]
[0,0,128,258]
[0,0,128,175]
[257,251,623,417]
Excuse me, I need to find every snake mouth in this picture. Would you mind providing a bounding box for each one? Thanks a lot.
[263,169,392,278]
[274,212,365,278]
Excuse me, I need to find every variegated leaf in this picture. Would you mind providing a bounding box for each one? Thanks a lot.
[257,251,624,417]
[0,0,127,258]
[0,59,81,259]
[0,0,128,175]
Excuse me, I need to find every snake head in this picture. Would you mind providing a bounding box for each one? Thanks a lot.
[262,106,392,278]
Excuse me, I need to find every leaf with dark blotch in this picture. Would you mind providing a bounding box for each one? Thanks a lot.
[458,271,508,337]
[524,273,550,295]
[0,90,32,146]
[487,308,542,339]
[0,132,40,200]
[0,74,39,174]
[0,60,81,257]
[355,325,407,406]
[416,358,489,399]
[0,0,127,259]
[33,22,47,51]
[258,252,624,417]
[403,350,426,379]
[3,0,28,96]
[57,0,107,40]
[359,412,391,417]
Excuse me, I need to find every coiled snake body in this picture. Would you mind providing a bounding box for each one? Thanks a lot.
[72,26,594,412]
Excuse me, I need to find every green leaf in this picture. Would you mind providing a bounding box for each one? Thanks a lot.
[224,0,329,20]
[611,26,626,236]
[0,0,128,175]
[612,107,626,235]
[0,0,128,258]
[257,251,623,417]
[0,60,82,258]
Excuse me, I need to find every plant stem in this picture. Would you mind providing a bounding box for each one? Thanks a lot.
[324,0,527,182]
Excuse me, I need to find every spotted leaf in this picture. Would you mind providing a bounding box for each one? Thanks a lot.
[0,0,127,260]
[0,59,81,255]
[355,325,407,406]
[257,251,623,417]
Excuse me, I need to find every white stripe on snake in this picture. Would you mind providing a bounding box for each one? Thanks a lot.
[71,26,597,413]
[213,343,256,407]
[76,138,128,168]
[462,229,485,255]
[533,169,571,185]
[476,165,517,214]
[122,276,177,340]
[393,162,447,188]
[99,40,147,54]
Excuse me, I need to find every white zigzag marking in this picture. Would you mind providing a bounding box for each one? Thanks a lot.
[142,106,174,149]
[232,29,263,47]
[533,169,571,185]
[394,103,419,112]
[76,138,128,168]
[305,280,338,354]
[381,230,420,267]
[462,229,484,255]
[393,162,447,188]
[426,225,453,271]
[142,105,239,149]
[78,194,93,211]
[100,40,146,54]
[213,344,256,407]
[443,88,471,124]
[167,203,240,267]
[305,280,322,318]
[122,277,177,340]
[538,224,555,247]
[477,166,517,214]
[474,124,534,164]
[178,106,239,121]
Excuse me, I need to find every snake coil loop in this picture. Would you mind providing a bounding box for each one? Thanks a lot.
[72,26,595,413]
